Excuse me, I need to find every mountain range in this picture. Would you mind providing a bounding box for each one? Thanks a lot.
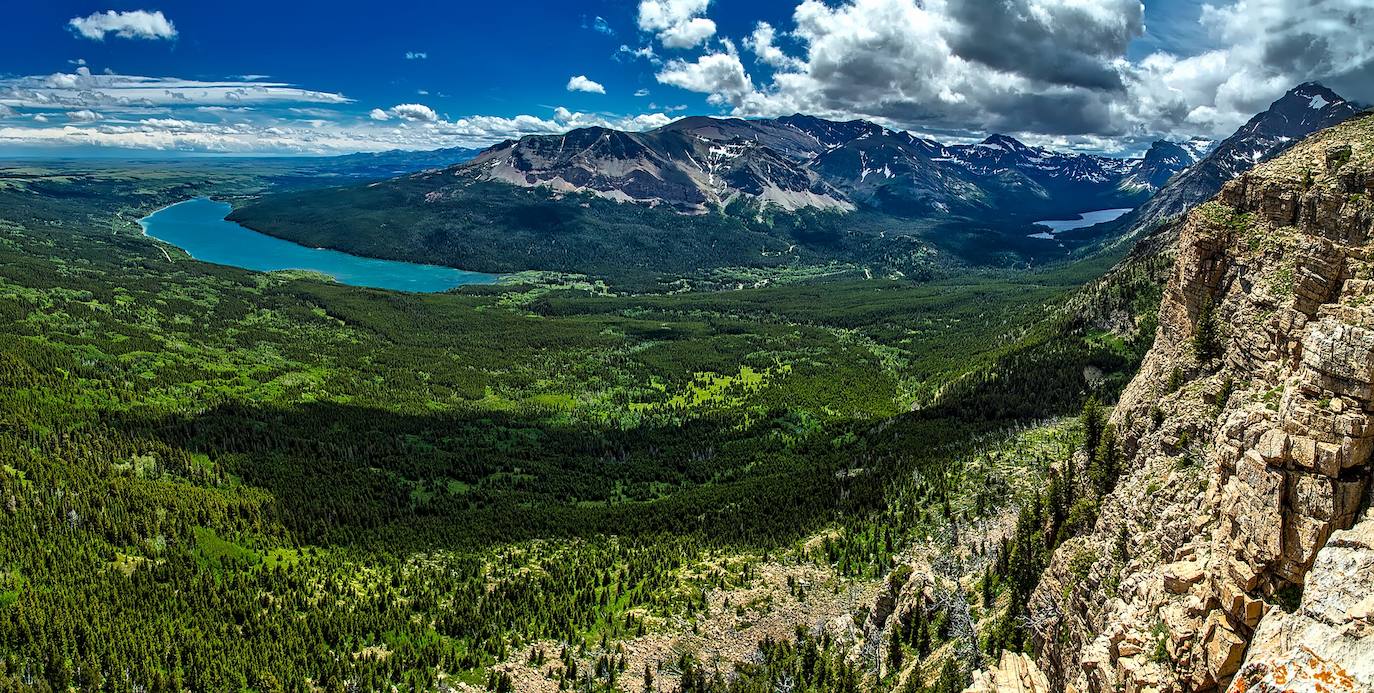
[1122,82,1361,237]
[458,113,1200,221]
[230,83,1363,282]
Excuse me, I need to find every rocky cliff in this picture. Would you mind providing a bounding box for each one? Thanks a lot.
[1026,114,1374,692]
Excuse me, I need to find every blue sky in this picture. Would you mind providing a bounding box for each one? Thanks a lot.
[5,1,717,118]
[1,1,1370,156]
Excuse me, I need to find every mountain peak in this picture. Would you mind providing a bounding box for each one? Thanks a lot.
[1272,82,1348,112]
[979,133,1030,152]
[1122,81,1363,231]
[1289,81,1340,98]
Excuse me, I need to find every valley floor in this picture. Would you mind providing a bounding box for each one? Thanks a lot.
[0,162,1157,692]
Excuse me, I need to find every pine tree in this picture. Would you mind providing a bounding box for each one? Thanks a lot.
[1090,424,1121,497]
[887,634,904,674]
[1080,397,1104,464]
[1192,297,1223,363]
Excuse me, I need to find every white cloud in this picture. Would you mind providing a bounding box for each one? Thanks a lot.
[0,108,677,154]
[68,10,177,41]
[591,17,615,36]
[657,51,754,107]
[647,0,1374,146]
[566,75,607,94]
[634,88,651,97]
[638,0,717,49]
[0,66,680,155]
[0,71,349,113]
[386,103,439,121]
[660,18,717,49]
[743,22,803,71]
[617,44,661,65]
[405,51,428,60]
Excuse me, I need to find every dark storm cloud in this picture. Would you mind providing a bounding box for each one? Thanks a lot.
[945,0,1143,91]
[659,0,1374,150]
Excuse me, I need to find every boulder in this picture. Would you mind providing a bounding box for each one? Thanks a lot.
[1164,561,1207,594]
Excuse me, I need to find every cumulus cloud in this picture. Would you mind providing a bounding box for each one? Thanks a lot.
[368,108,390,121]
[385,103,439,121]
[68,10,177,41]
[591,16,615,36]
[638,0,717,49]
[617,44,661,65]
[566,75,607,94]
[945,0,1142,91]
[653,0,1374,147]
[66,109,102,122]
[743,22,803,71]
[657,49,755,107]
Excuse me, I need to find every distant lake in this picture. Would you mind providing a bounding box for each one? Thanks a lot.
[1028,208,1133,240]
[139,198,498,292]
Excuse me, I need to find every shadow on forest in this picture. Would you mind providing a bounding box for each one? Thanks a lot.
[102,313,1131,555]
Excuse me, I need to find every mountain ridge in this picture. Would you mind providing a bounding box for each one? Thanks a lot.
[403,83,1358,229]
[1123,83,1363,239]
[1010,111,1374,693]
[452,113,1196,220]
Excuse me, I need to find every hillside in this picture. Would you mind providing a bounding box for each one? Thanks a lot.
[1008,114,1374,692]
[0,156,1160,692]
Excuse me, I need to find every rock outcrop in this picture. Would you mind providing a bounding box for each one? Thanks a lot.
[1027,114,1374,693]
[1230,516,1374,691]
[966,652,1053,693]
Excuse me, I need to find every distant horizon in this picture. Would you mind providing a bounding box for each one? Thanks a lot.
[2,98,1341,163]
[3,1,1372,159]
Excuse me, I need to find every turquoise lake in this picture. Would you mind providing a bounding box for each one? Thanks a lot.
[139,197,499,293]
[1028,207,1133,239]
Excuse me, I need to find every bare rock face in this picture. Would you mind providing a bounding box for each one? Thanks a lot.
[1228,516,1374,691]
[1028,115,1374,693]
[1226,646,1363,693]
[966,652,1054,693]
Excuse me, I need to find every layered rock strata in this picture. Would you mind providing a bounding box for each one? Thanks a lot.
[1026,115,1374,693]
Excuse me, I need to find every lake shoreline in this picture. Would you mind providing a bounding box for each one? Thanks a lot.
[1027,207,1134,240]
[139,197,501,293]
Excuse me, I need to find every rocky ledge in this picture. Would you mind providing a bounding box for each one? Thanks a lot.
[1004,114,1374,693]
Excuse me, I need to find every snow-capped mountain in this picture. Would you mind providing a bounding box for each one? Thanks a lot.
[1119,140,1205,192]
[396,83,1357,234]
[452,116,1194,221]
[462,123,852,214]
[1128,82,1362,231]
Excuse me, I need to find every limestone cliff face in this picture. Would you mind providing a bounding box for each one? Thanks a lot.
[1029,115,1374,693]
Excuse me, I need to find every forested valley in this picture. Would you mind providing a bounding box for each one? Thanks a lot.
[0,164,1166,691]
